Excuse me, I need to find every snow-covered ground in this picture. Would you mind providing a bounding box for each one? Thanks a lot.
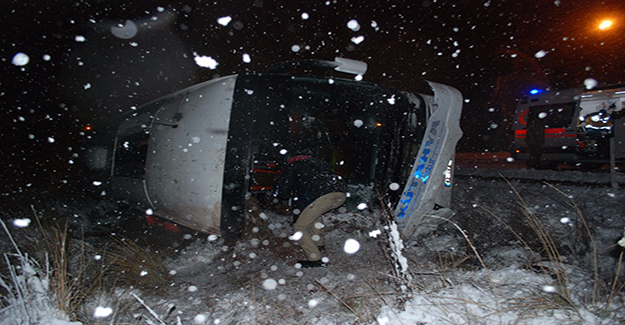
[2,166,625,324]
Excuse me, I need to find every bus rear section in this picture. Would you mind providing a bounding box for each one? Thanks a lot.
[511,86,625,169]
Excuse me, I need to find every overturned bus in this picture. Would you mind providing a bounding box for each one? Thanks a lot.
[85,58,463,238]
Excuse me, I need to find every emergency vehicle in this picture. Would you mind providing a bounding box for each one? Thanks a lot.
[511,84,625,169]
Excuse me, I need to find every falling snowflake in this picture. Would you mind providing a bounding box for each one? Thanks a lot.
[542,285,557,293]
[263,278,278,290]
[12,218,31,228]
[94,306,113,318]
[111,20,137,39]
[347,19,360,31]
[369,229,382,238]
[351,36,365,44]
[344,239,361,254]
[194,314,208,324]
[584,78,598,90]
[217,16,232,26]
[12,52,29,66]
[290,231,303,241]
[193,53,219,69]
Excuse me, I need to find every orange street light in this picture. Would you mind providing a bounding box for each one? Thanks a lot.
[599,19,613,30]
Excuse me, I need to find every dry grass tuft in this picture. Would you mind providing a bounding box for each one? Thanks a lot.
[102,236,171,293]
[2,205,172,323]
[481,179,625,311]
[384,178,625,323]
[1,207,106,323]
[34,207,105,319]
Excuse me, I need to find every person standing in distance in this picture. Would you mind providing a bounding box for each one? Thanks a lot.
[275,150,348,268]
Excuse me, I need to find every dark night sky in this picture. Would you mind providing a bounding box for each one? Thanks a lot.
[2,0,624,188]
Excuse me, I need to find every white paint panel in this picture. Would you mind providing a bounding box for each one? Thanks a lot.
[145,76,237,234]
[395,81,464,238]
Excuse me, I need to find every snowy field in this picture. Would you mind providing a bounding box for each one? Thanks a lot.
[1,167,625,324]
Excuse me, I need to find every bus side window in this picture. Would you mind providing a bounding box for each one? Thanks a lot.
[114,131,150,178]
